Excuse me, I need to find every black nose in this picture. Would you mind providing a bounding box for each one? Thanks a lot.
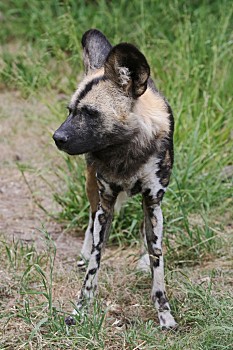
[53,130,68,147]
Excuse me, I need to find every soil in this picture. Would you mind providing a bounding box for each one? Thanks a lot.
[0,91,83,260]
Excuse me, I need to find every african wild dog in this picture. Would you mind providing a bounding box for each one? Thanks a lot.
[53,29,177,329]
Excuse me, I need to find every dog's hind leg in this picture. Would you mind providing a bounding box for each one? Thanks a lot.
[137,220,150,272]
[143,188,177,329]
[78,165,99,268]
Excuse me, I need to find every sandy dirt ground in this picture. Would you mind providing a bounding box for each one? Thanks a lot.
[0,91,83,260]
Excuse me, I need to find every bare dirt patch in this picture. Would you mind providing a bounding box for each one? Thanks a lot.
[0,91,83,259]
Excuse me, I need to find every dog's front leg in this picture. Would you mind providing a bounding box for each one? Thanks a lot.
[78,203,114,305]
[78,165,99,268]
[66,178,118,325]
[143,190,177,329]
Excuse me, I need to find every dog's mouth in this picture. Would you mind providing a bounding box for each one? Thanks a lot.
[53,136,88,155]
[52,130,108,155]
[52,121,137,156]
[55,144,78,156]
[53,130,80,154]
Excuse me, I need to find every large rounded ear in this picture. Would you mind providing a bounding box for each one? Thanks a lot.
[104,43,150,98]
[81,29,112,74]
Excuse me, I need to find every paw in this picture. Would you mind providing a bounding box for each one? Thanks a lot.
[65,315,76,326]
[158,311,178,330]
[65,308,81,326]
[136,253,150,273]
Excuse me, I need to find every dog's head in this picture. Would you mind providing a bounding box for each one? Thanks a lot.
[53,29,150,155]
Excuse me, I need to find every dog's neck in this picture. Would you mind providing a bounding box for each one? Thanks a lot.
[88,134,162,181]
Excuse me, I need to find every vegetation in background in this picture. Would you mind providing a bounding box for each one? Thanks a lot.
[0,0,232,348]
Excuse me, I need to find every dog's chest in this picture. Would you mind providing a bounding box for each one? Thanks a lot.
[97,155,161,198]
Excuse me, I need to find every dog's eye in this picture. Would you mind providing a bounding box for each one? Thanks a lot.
[81,106,100,119]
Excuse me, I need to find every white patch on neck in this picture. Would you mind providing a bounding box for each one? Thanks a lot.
[118,66,131,86]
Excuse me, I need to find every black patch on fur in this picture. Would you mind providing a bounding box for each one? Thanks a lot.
[91,244,95,254]
[160,315,166,324]
[96,252,101,267]
[143,188,152,199]
[130,180,142,196]
[153,257,160,268]
[147,233,160,267]
[88,268,97,275]
[94,217,106,251]
[155,102,174,188]
[151,248,162,268]
[109,182,123,196]
[86,285,92,291]
[86,213,96,240]
[81,105,101,119]
[165,103,174,165]
[143,189,160,206]
[167,103,175,142]
[155,290,168,310]
[156,165,170,187]
[156,189,165,202]
[96,174,123,199]
[156,149,172,187]
[155,291,163,299]
[98,226,105,246]
[162,305,170,311]
[152,235,158,244]
[98,213,107,225]
[84,267,98,285]
[90,211,96,234]
[90,224,94,235]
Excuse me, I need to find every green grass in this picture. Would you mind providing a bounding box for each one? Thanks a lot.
[0,0,233,348]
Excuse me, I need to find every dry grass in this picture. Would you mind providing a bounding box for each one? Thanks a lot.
[0,226,232,349]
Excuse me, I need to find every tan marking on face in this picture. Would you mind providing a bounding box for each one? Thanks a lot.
[78,79,132,130]
[70,68,104,106]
